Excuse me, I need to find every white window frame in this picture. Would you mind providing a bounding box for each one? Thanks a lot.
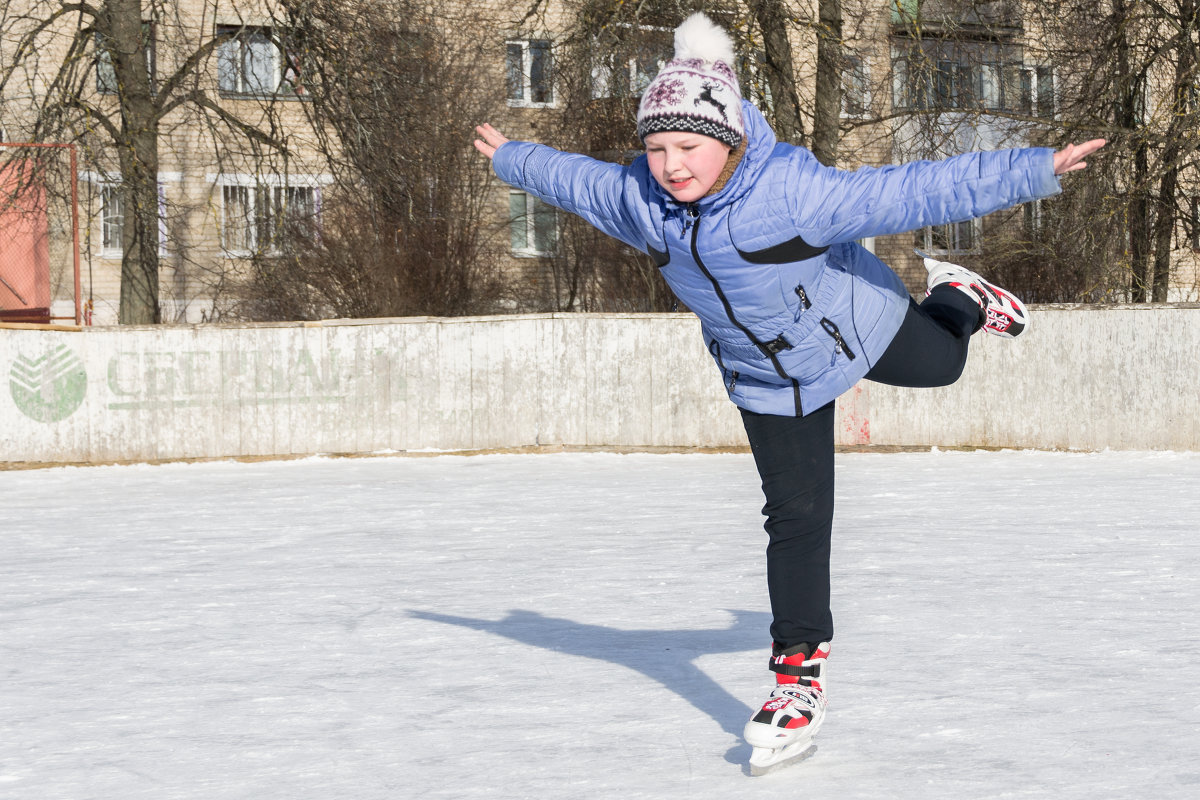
[589,25,671,100]
[157,182,169,255]
[891,47,927,111]
[591,50,667,100]
[978,62,1002,110]
[96,23,155,95]
[934,59,969,109]
[1033,65,1055,119]
[88,172,172,258]
[215,174,325,256]
[217,26,303,97]
[506,39,555,107]
[737,48,774,109]
[99,185,124,256]
[509,190,557,257]
[1024,199,1045,239]
[841,52,870,118]
[220,184,253,253]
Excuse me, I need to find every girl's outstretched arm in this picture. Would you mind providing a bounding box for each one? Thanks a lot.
[474,124,510,160]
[482,134,649,255]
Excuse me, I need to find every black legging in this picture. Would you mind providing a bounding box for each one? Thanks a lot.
[740,285,981,647]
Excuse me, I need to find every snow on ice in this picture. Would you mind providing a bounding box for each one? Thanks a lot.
[2,450,1198,799]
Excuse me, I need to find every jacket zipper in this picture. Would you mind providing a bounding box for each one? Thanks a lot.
[820,317,857,361]
[795,284,811,309]
[688,204,803,415]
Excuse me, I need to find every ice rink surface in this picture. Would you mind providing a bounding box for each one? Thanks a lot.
[3,449,1198,799]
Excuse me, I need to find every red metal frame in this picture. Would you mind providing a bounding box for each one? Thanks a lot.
[0,142,83,325]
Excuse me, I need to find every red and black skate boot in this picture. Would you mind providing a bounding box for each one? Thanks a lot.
[920,251,1030,338]
[744,641,830,775]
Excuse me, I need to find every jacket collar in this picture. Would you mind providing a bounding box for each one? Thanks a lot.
[707,100,776,207]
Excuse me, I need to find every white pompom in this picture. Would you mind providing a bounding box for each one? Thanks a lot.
[673,12,736,66]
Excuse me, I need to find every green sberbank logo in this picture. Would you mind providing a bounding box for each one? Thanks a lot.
[9,344,87,422]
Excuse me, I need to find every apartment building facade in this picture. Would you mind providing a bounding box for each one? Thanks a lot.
[1,0,328,325]
[2,0,1196,325]
[490,0,1200,306]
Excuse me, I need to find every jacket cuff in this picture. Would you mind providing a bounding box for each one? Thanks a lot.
[1032,148,1063,199]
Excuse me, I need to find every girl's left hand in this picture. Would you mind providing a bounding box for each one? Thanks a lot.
[1053,139,1106,175]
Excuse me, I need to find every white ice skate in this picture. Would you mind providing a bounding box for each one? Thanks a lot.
[920,250,1030,338]
[744,642,829,776]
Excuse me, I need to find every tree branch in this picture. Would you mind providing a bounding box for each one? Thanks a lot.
[152,30,236,118]
[185,90,289,151]
[0,3,100,96]
[58,95,122,143]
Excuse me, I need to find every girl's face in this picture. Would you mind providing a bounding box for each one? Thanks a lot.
[644,132,733,203]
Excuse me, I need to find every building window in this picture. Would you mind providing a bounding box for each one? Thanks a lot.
[590,32,670,100]
[737,48,774,108]
[96,35,117,94]
[218,26,303,96]
[915,219,979,255]
[264,185,317,249]
[97,182,168,255]
[1023,65,1055,118]
[891,51,920,111]
[891,43,1042,115]
[100,186,123,253]
[222,183,319,255]
[1024,199,1044,240]
[1190,198,1199,251]
[509,191,556,256]
[96,24,156,95]
[506,39,553,106]
[221,185,252,252]
[158,183,169,255]
[842,53,869,117]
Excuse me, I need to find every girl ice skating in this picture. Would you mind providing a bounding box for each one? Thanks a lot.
[474,12,1103,774]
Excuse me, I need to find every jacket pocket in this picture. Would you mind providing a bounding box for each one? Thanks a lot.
[709,339,740,393]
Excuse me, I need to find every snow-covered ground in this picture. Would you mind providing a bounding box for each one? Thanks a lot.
[2,450,1198,799]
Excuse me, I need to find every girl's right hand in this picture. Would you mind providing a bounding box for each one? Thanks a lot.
[474,124,510,161]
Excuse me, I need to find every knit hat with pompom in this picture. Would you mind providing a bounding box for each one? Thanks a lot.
[636,13,744,148]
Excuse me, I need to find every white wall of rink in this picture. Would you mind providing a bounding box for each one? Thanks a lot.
[2,306,1197,463]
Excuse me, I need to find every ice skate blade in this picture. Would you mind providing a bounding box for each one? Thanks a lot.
[749,742,817,776]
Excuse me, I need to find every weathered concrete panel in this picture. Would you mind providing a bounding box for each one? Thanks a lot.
[860,306,1200,451]
[2,306,1198,464]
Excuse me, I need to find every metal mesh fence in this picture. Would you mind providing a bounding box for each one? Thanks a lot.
[0,143,80,325]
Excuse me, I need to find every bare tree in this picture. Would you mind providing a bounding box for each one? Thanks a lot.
[508,0,858,310]
[809,0,843,165]
[0,0,294,323]
[1026,0,1200,301]
[880,0,1200,302]
[508,0,705,311]
[748,0,808,144]
[233,0,508,321]
[229,0,1200,314]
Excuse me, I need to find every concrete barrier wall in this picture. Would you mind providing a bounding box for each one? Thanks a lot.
[2,306,1197,464]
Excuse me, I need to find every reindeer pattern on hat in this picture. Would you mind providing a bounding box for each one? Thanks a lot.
[636,14,745,148]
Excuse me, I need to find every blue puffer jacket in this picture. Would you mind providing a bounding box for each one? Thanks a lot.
[493,100,1061,416]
